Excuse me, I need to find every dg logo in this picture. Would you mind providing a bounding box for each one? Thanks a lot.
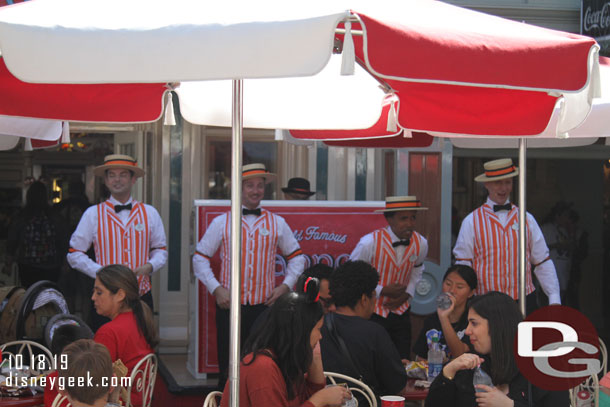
[514,305,601,391]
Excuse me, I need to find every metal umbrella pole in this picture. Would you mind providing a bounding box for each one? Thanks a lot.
[228,79,243,407]
[518,137,527,317]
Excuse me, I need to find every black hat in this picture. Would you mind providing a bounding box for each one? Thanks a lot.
[282,177,315,196]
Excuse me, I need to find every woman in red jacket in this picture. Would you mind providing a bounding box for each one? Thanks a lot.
[92,264,158,407]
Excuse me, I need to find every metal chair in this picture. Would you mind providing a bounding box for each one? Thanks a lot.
[202,390,223,407]
[570,373,600,407]
[51,393,70,407]
[123,353,158,407]
[599,337,607,376]
[325,371,377,407]
[0,339,54,374]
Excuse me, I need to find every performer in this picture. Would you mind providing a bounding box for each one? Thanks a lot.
[193,163,305,390]
[453,158,560,314]
[282,177,315,200]
[67,154,167,312]
[350,195,428,359]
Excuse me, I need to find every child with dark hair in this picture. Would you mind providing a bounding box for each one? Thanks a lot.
[58,339,119,407]
[51,323,95,355]
[221,278,348,407]
[295,264,335,313]
[425,291,569,407]
[413,265,477,360]
[44,319,94,407]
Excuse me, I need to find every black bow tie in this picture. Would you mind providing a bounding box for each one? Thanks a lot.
[392,239,410,248]
[114,203,132,213]
[243,208,261,217]
[493,203,512,212]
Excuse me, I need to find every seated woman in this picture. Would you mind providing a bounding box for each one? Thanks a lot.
[221,278,349,407]
[93,264,159,407]
[414,265,477,361]
[425,291,569,407]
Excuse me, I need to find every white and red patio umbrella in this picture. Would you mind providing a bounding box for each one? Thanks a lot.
[0,0,599,135]
[0,0,601,404]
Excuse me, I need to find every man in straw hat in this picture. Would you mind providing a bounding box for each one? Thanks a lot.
[350,196,428,359]
[282,177,315,200]
[193,163,305,390]
[67,154,167,314]
[453,158,560,314]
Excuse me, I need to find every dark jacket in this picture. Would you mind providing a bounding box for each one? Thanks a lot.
[425,364,569,407]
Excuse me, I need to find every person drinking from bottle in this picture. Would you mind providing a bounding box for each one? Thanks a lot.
[413,265,477,361]
[425,292,569,407]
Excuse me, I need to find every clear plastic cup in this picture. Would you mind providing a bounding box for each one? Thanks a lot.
[436,292,453,310]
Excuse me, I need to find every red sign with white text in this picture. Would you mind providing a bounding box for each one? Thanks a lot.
[194,201,386,373]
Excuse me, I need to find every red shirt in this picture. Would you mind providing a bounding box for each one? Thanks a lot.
[94,311,153,407]
[220,353,324,407]
[44,371,67,407]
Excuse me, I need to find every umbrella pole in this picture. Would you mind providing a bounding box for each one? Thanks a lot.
[518,138,527,317]
[229,79,244,407]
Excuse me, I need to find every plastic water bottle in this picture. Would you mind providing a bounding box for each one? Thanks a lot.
[427,337,443,381]
[473,366,494,392]
[436,292,453,310]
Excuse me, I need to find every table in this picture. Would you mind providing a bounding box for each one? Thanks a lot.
[403,379,428,406]
[0,394,44,407]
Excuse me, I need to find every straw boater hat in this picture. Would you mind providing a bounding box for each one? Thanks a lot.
[474,158,519,182]
[93,154,145,178]
[282,177,315,196]
[375,196,428,212]
[242,163,276,183]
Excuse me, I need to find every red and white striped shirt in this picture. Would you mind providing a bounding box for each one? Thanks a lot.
[351,227,427,317]
[68,197,167,295]
[193,208,304,305]
[453,199,559,303]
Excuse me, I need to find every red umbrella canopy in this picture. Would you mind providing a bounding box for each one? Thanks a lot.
[341,1,599,136]
[290,96,434,148]
[0,57,168,122]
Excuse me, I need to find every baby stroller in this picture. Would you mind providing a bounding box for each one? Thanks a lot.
[0,280,70,345]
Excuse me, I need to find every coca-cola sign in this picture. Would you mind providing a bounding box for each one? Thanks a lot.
[583,1,610,33]
[583,0,610,55]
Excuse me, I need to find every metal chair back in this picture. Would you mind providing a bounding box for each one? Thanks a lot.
[123,353,158,407]
[202,390,223,407]
[325,371,377,407]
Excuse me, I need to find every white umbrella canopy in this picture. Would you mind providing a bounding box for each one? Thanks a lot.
[0,0,350,83]
[0,115,62,141]
[177,54,388,130]
[0,115,65,150]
